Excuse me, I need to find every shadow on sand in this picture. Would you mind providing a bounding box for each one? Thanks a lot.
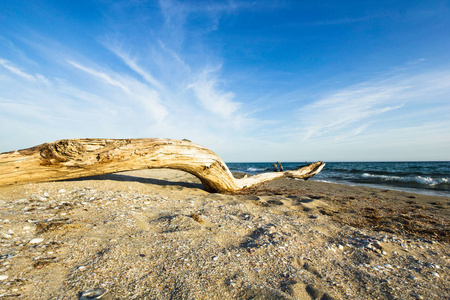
[64,173,205,190]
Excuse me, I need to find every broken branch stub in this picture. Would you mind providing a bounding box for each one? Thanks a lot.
[0,138,325,193]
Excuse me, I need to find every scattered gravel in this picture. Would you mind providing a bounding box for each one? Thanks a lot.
[0,169,448,299]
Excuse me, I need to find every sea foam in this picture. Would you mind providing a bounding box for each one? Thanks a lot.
[362,173,448,186]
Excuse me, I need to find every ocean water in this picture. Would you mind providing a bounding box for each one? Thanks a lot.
[226,161,450,197]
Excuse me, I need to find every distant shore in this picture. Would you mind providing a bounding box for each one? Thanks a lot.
[0,169,448,299]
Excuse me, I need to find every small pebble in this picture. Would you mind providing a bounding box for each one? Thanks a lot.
[1,233,12,239]
[432,272,440,278]
[0,275,8,281]
[29,238,44,244]
[79,288,106,300]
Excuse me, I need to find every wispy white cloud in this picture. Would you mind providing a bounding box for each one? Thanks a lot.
[157,0,261,42]
[99,0,249,125]
[158,0,226,32]
[102,15,245,122]
[296,70,450,142]
[0,58,46,82]
[188,71,241,118]
[158,40,191,73]
[298,86,405,140]
[67,60,130,93]
[0,97,50,120]
[106,46,165,92]
[69,59,169,123]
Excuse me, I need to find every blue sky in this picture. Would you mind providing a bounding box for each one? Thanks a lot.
[1,0,449,162]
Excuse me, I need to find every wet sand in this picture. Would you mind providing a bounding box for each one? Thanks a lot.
[0,169,448,299]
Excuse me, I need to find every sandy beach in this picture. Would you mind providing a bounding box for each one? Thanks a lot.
[0,169,448,299]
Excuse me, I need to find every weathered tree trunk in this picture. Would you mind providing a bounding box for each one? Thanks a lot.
[0,138,325,193]
[272,163,279,172]
[277,161,284,172]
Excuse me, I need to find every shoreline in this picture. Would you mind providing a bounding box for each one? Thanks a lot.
[310,179,450,198]
[236,175,450,243]
[228,161,450,198]
[0,169,448,299]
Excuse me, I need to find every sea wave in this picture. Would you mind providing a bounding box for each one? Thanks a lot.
[362,173,448,186]
[246,167,269,172]
[313,179,334,183]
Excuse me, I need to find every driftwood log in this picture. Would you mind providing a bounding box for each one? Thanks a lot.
[0,138,325,193]
[277,161,284,172]
[272,163,279,172]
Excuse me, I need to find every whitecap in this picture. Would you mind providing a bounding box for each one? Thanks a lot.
[246,167,266,172]
[362,173,448,186]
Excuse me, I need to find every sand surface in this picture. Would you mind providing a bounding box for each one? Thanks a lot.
[0,169,448,299]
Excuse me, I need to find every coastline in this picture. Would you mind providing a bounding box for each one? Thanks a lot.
[309,179,450,198]
[227,161,450,198]
[0,169,448,299]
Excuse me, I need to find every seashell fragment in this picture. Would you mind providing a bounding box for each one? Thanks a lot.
[29,238,44,244]
[79,288,107,300]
